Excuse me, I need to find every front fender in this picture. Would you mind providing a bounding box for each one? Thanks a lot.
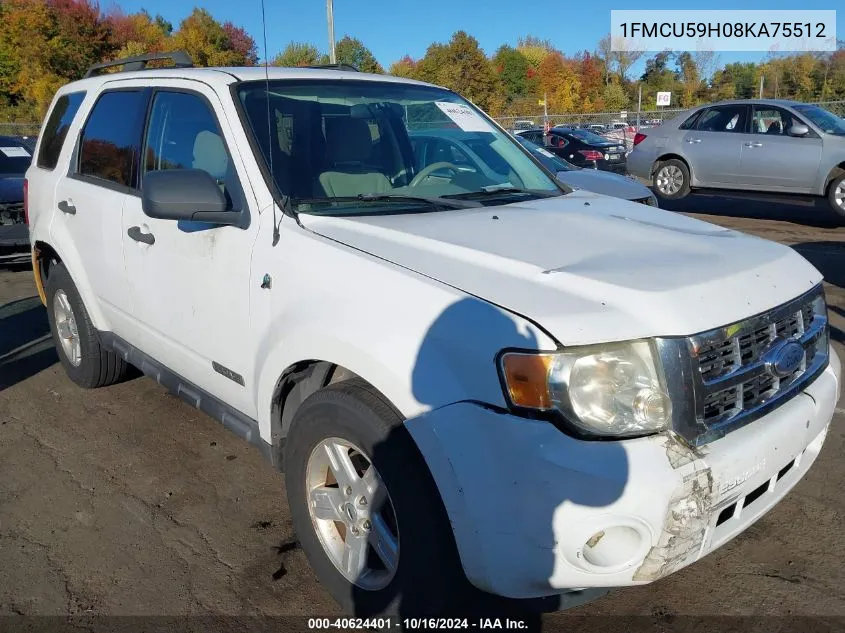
[252,226,558,443]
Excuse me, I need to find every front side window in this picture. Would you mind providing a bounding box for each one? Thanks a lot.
[37,91,86,170]
[695,105,748,133]
[143,90,240,209]
[793,104,845,136]
[78,91,146,187]
[237,80,562,216]
[751,106,803,136]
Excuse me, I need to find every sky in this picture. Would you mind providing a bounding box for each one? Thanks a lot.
[116,0,843,75]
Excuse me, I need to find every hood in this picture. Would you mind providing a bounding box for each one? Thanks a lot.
[0,175,24,204]
[556,170,651,201]
[299,191,821,346]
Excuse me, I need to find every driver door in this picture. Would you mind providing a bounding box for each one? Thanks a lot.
[121,81,260,416]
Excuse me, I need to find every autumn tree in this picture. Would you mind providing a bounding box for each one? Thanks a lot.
[388,55,416,78]
[172,8,257,67]
[516,35,554,69]
[537,51,581,112]
[335,36,383,73]
[272,42,327,67]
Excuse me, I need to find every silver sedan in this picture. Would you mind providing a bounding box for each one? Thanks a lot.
[627,99,845,222]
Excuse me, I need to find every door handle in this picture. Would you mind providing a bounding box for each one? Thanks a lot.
[744,142,763,148]
[127,226,155,245]
[57,200,76,215]
[685,138,702,144]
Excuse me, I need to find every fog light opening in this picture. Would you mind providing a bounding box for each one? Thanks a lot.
[581,525,644,569]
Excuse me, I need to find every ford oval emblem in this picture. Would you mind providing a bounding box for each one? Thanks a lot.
[764,339,805,378]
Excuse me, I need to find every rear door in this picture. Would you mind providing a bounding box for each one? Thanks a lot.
[682,104,749,186]
[50,89,148,336]
[738,105,822,192]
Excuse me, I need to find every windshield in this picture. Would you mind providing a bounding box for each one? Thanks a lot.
[514,137,576,172]
[0,142,32,174]
[237,79,563,216]
[793,105,845,136]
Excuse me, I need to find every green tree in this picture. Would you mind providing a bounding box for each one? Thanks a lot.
[414,32,497,110]
[492,45,532,97]
[335,36,383,73]
[272,42,327,67]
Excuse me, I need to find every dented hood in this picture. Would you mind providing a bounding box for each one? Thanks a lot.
[298,191,822,346]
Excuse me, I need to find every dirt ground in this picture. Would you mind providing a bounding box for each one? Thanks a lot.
[1,192,845,631]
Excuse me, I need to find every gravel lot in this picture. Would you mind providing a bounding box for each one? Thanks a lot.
[1,192,844,631]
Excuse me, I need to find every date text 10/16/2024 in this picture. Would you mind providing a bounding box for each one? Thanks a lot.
[308,618,530,630]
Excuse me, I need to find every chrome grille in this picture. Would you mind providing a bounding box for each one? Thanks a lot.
[658,285,829,446]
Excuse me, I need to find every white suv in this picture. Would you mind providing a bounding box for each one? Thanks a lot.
[25,53,841,615]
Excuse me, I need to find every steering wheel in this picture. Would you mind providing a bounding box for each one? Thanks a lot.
[409,162,460,187]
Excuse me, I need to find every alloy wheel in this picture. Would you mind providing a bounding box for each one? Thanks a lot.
[305,437,400,590]
[656,164,684,195]
[53,289,81,367]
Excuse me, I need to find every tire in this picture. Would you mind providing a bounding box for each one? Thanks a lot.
[284,378,469,617]
[827,173,845,222]
[652,158,691,200]
[45,262,130,388]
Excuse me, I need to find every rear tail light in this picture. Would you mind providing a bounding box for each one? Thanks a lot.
[578,150,604,161]
[23,178,29,225]
[633,132,647,146]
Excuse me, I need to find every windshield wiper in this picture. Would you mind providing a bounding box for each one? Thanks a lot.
[294,194,482,210]
[443,187,562,200]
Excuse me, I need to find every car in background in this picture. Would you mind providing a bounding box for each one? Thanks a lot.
[0,136,32,264]
[511,119,536,133]
[514,135,657,205]
[517,127,627,173]
[627,99,845,221]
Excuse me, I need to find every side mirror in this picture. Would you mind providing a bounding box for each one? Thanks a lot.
[142,169,238,225]
[788,124,810,137]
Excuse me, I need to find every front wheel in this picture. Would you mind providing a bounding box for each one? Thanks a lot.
[827,174,845,222]
[284,379,469,616]
[652,159,691,200]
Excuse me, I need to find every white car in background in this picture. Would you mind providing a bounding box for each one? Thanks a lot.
[514,135,657,205]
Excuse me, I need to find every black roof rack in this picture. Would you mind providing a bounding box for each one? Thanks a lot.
[84,51,194,78]
[305,63,360,72]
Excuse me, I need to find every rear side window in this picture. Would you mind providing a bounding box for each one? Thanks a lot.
[695,105,748,133]
[37,91,86,170]
[78,91,147,187]
[679,110,703,130]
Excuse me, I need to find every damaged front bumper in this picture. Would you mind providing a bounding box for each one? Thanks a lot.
[404,347,840,600]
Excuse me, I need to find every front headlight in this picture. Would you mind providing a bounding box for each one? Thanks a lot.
[500,340,672,437]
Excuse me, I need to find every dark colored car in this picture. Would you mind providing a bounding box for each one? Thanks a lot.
[517,127,627,174]
[0,136,32,264]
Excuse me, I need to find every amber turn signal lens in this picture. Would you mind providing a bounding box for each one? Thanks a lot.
[501,352,555,409]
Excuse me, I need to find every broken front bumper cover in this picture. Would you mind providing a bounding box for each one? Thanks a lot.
[404,347,840,600]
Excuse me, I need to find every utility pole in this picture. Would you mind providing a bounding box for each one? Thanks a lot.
[327,0,336,64]
[636,84,642,130]
[759,74,764,98]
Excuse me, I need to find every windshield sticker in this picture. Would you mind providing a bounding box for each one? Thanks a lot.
[0,146,30,158]
[435,102,493,132]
